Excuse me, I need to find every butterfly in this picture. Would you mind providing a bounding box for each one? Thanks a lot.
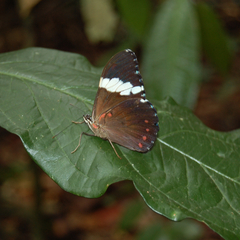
[72,49,159,159]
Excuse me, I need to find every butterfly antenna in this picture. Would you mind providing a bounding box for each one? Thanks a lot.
[108,139,121,159]
[52,124,74,139]
[52,119,84,139]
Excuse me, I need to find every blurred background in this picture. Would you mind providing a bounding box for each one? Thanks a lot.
[1,0,240,239]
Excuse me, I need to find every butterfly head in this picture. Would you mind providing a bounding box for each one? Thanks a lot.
[83,114,95,130]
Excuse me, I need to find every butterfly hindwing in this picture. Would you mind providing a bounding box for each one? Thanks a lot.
[96,98,159,152]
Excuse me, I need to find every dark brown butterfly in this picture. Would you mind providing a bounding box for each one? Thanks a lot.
[72,49,159,159]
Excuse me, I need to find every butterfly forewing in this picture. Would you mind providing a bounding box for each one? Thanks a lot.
[101,49,144,88]
[92,49,146,121]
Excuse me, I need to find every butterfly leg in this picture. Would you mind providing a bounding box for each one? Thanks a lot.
[71,132,95,154]
[71,120,85,153]
[108,139,121,159]
[72,120,84,124]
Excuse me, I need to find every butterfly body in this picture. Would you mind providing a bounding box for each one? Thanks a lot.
[83,114,109,140]
[73,49,159,158]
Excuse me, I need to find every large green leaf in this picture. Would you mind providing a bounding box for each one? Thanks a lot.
[0,48,240,240]
[142,0,200,109]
